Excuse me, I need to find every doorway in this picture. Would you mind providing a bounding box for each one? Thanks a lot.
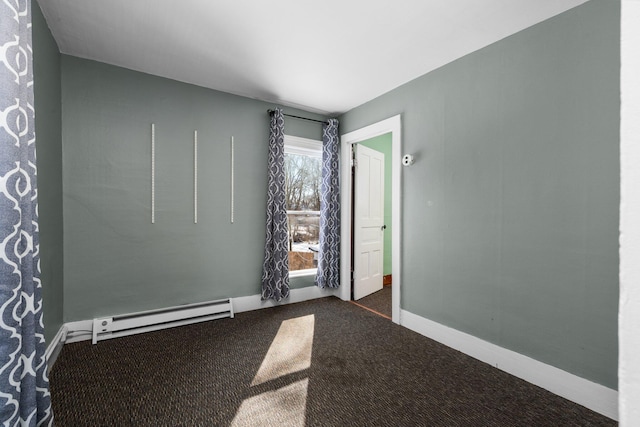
[338,115,402,324]
[352,141,387,301]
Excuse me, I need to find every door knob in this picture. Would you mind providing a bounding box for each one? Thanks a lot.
[381,225,387,230]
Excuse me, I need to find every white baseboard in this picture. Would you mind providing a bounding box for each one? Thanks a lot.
[45,325,67,372]
[232,285,336,314]
[401,309,618,421]
[64,319,94,343]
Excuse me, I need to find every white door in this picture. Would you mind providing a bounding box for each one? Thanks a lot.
[353,144,385,300]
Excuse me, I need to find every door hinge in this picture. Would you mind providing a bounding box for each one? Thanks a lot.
[351,149,357,168]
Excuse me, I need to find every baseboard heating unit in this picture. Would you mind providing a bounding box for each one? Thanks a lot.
[92,298,234,344]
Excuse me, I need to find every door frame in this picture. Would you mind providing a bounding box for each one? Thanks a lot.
[338,115,402,324]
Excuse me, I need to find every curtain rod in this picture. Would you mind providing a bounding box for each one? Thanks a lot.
[267,109,327,124]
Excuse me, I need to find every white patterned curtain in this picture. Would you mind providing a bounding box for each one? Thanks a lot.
[315,119,340,289]
[0,0,53,425]
[261,108,290,301]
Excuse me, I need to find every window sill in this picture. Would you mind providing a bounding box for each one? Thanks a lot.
[289,268,317,278]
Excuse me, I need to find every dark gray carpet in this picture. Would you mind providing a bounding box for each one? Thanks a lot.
[50,297,615,426]
[355,285,392,318]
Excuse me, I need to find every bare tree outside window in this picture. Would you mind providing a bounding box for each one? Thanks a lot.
[285,152,321,272]
[285,154,321,211]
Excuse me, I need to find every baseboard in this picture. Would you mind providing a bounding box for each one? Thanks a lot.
[401,309,618,421]
[45,325,67,373]
[64,319,94,343]
[232,285,336,314]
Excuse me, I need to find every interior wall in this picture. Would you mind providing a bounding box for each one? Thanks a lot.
[359,133,392,277]
[32,1,64,344]
[340,0,619,389]
[61,55,327,322]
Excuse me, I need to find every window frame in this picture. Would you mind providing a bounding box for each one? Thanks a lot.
[284,135,322,278]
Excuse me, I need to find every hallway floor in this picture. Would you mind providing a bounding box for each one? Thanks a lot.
[352,284,392,319]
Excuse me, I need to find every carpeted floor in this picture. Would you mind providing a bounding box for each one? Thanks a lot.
[354,285,392,318]
[49,297,615,426]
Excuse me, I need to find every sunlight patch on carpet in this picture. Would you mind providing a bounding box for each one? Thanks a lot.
[230,315,315,426]
[250,314,315,386]
[230,378,309,427]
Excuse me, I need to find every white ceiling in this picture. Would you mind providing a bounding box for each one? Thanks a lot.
[38,0,588,115]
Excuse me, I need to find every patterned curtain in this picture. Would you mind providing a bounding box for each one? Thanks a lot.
[1,0,53,425]
[315,119,340,289]
[261,108,290,301]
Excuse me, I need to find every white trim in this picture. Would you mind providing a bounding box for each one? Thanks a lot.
[45,325,67,372]
[620,1,640,424]
[64,319,95,343]
[232,285,336,314]
[284,135,322,158]
[340,115,402,324]
[401,309,618,420]
[289,268,317,278]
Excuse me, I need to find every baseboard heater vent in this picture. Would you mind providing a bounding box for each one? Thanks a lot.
[92,298,234,344]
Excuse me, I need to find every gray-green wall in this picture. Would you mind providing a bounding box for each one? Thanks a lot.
[61,55,326,322]
[359,133,392,276]
[32,1,64,344]
[340,0,619,389]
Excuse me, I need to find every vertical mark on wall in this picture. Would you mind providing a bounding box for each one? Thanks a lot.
[194,130,198,224]
[231,136,235,224]
[151,123,155,224]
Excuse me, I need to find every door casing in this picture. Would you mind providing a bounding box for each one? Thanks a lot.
[339,115,402,324]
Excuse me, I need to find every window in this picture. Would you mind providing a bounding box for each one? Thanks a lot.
[284,135,322,276]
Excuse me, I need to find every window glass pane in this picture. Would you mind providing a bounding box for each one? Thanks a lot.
[285,152,321,272]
